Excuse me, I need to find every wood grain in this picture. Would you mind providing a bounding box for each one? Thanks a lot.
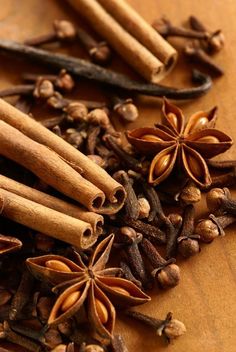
[0,1,235,352]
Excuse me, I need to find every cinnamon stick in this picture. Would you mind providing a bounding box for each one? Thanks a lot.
[0,175,104,235]
[67,0,174,82]
[0,189,96,249]
[0,120,105,212]
[0,99,126,214]
[96,0,177,67]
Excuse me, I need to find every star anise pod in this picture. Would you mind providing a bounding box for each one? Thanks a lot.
[26,234,150,344]
[127,99,233,187]
[0,234,22,255]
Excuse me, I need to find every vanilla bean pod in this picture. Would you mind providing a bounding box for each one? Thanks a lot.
[0,40,212,99]
[177,205,200,258]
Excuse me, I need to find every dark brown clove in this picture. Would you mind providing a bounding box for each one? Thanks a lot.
[165,213,183,260]
[184,42,224,76]
[113,170,139,220]
[178,180,201,205]
[153,17,208,39]
[121,217,166,245]
[206,187,236,215]
[105,135,143,173]
[23,69,75,92]
[125,310,186,343]
[140,238,180,288]
[112,96,138,122]
[118,227,151,289]
[0,40,212,99]
[206,159,236,170]
[195,213,236,243]
[9,267,34,320]
[24,20,77,46]
[0,84,34,98]
[177,205,200,258]
[120,261,142,288]
[189,15,225,52]
[0,321,41,352]
[76,26,111,66]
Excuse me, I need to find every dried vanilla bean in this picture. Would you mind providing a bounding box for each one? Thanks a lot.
[0,40,212,99]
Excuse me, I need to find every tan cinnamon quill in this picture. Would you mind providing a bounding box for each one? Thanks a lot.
[0,175,104,234]
[0,98,126,214]
[67,0,177,82]
[0,189,96,249]
[96,0,177,67]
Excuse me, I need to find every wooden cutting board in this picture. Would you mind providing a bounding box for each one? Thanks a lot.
[0,1,235,352]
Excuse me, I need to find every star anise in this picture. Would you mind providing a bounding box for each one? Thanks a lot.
[26,234,150,344]
[0,234,22,255]
[127,99,233,187]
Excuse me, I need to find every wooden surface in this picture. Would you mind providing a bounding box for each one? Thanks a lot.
[0,1,236,352]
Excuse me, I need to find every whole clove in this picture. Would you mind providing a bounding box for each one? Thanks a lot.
[206,187,236,215]
[165,213,183,260]
[111,334,129,352]
[113,170,139,220]
[0,40,212,99]
[112,96,138,122]
[120,261,142,288]
[24,19,77,46]
[178,180,201,205]
[195,213,236,243]
[140,238,180,288]
[125,310,186,343]
[184,42,224,76]
[177,205,200,258]
[189,15,225,53]
[9,266,35,320]
[153,17,208,40]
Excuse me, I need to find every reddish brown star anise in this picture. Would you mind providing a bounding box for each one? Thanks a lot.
[26,234,150,344]
[127,99,233,187]
[0,234,22,255]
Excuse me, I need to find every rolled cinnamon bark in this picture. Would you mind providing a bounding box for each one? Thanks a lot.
[96,0,177,68]
[0,120,104,211]
[0,189,96,249]
[0,175,104,234]
[67,0,167,82]
[0,99,126,214]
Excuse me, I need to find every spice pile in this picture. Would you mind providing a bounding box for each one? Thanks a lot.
[0,1,233,352]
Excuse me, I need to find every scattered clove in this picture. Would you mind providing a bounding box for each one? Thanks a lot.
[140,238,180,288]
[112,96,138,122]
[206,187,236,215]
[177,205,200,258]
[125,310,186,343]
[184,42,224,76]
[195,213,236,243]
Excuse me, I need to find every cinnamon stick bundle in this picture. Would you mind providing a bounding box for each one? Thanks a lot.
[0,120,105,212]
[0,175,104,235]
[67,0,177,82]
[0,189,96,249]
[96,0,176,67]
[0,98,126,214]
